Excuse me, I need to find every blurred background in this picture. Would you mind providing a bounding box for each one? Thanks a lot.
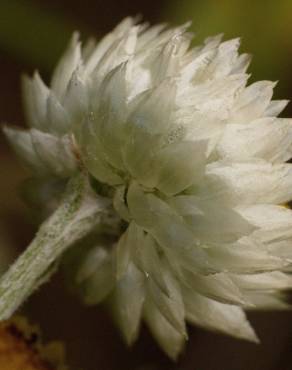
[1,0,292,369]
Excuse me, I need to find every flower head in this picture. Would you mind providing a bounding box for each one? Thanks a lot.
[4,17,292,359]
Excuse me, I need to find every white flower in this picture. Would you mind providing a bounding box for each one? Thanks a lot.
[4,17,292,359]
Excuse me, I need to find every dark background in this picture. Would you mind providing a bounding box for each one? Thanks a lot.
[1,1,292,369]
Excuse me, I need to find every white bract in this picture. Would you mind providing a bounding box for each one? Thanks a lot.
[3,17,292,359]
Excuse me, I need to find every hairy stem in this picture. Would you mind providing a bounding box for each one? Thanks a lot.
[0,172,120,320]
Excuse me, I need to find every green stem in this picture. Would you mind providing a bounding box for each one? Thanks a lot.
[0,172,119,320]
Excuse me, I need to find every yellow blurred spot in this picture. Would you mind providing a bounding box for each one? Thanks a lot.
[0,317,67,370]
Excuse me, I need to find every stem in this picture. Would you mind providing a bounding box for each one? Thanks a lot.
[0,172,120,320]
